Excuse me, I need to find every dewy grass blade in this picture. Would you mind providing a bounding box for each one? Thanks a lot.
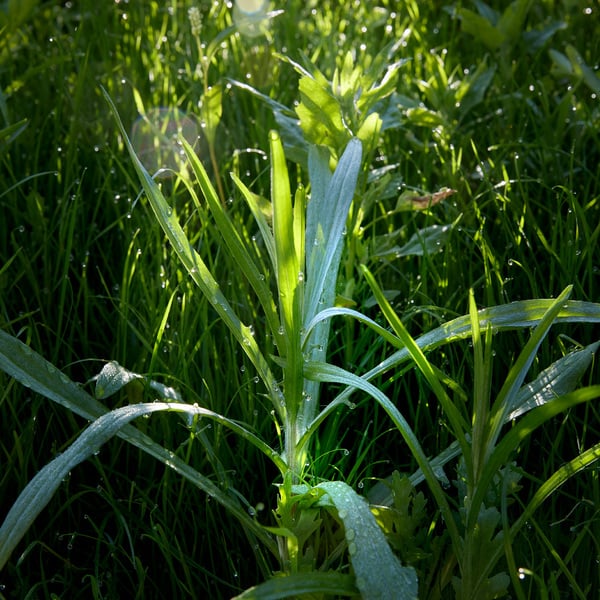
[231,172,277,271]
[316,480,418,600]
[304,138,362,329]
[0,400,283,570]
[361,265,471,460]
[303,360,462,553]
[486,286,573,457]
[357,298,600,388]
[507,340,600,420]
[0,332,279,561]
[467,385,600,532]
[180,136,282,343]
[270,129,300,347]
[470,289,494,486]
[102,88,281,416]
[0,403,171,569]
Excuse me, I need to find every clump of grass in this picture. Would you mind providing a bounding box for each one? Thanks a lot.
[1,1,599,598]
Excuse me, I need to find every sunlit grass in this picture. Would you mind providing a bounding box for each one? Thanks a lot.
[1,0,599,598]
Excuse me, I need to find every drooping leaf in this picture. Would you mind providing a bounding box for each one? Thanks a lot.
[0,330,279,564]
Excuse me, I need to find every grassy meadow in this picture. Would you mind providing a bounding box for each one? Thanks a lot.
[1,0,599,598]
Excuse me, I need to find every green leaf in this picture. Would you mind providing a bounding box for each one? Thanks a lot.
[454,7,505,50]
[94,360,182,402]
[376,218,459,258]
[468,386,600,533]
[486,287,573,456]
[200,83,223,146]
[0,402,170,569]
[232,571,358,599]
[496,0,532,46]
[304,138,362,328]
[102,87,281,416]
[565,44,600,94]
[508,341,599,420]
[95,360,144,399]
[180,136,282,343]
[452,508,510,600]
[0,331,278,566]
[317,480,418,600]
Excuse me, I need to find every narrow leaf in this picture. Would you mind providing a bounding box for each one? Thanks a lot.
[508,341,599,420]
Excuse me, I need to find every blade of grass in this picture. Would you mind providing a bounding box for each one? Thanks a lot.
[180,136,282,343]
[102,87,281,417]
[303,359,462,555]
[361,264,472,464]
[0,329,278,559]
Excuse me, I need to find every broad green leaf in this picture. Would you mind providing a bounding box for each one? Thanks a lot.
[375,218,459,259]
[316,480,418,600]
[301,139,362,423]
[304,138,362,328]
[95,360,144,399]
[95,360,182,402]
[458,62,497,117]
[333,51,362,101]
[496,0,532,45]
[522,20,566,53]
[361,298,600,386]
[549,48,574,78]
[232,571,358,599]
[405,106,445,128]
[565,44,600,94]
[454,7,505,50]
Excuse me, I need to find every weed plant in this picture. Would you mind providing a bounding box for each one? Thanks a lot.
[1,1,599,598]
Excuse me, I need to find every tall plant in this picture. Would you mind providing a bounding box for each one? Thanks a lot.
[1,82,599,600]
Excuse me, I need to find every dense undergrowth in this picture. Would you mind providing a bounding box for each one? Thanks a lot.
[1,1,599,598]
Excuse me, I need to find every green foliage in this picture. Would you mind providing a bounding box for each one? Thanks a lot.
[1,0,599,597]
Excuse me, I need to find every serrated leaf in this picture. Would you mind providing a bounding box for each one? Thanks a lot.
[452,507,510,600]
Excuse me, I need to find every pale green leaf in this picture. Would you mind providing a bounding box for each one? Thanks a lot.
[508,341,599,420]
[317,480,418,600]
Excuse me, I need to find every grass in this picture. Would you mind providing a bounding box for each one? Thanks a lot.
[1,0,599,598]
